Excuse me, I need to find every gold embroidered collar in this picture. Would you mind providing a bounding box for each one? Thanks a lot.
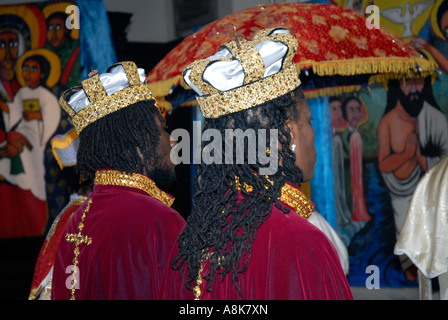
[94,170,174,207]
[235,176,314,219]
[279,182,315,219]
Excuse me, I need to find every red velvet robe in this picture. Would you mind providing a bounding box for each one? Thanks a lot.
[161,182,353,300]
[29,196,86,299]
[51,170,185,300]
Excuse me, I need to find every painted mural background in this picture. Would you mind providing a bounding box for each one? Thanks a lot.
[0,1,80,238]
[0,0,116,239]
[331,0,448,287]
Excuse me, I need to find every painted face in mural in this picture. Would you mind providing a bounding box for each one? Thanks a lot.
[22,59,43,89]
[330,98,343,127]
[351,0,363,14]
[398,77,425,118]
[47,16,66,49]
[439,4,448,39]
[0,31,19,81]
[345,98,362,129]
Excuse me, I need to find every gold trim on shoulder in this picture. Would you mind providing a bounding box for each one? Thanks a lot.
[279,182,314,219]
[235,175,314,219]
[94,170,174,207]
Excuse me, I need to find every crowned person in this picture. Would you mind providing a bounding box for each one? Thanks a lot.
[162,27,353,300]
[51,61,185,300]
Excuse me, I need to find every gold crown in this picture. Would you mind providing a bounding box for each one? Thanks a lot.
[59,61,154,134]
[184,28,301,119]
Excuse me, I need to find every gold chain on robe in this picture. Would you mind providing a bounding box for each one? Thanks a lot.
[64,170,174,299]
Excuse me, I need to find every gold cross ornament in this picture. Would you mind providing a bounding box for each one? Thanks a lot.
[65,198,93,300]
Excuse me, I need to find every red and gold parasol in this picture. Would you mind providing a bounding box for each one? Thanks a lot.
[146,2,436,104]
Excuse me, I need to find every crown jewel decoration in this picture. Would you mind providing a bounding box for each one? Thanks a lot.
[59,61,155,134]
[88,68,98,77]
[183,27,301,119]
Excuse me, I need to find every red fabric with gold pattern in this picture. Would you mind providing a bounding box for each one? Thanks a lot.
[146,3,434,98]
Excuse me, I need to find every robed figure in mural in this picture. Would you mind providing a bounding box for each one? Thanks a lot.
[330,96,353,227]
[0,2,84,238]
[42,2,80,95]
[378,76,448,278]
[327,0,448,288]
[0,48,61,237]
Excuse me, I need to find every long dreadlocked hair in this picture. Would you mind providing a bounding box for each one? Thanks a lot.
[76,99,163,183]
[173,85,308,295]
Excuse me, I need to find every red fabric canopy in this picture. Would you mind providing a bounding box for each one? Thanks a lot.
[147,3,436,99]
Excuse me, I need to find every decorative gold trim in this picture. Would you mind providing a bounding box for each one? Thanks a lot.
[71,84,154,134]
[223,39,265,85]
[59,61,155,134]
[93,170,174,207]
[197,63,301,119]
[252,27,298,67]
[279,182,314,219]
[121,61,141,86]
[185,57,233,96]
[192,252,221,300]
[235,175,314,219]
[81,74,107,104]
[185,28,301,119]
[193,258,204,300]
[59,92,77,117]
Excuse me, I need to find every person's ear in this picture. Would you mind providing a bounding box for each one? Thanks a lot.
[284,119,295,141]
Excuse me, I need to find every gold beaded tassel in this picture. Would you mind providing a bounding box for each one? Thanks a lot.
[193,262,204,300]
[65,198,93,300]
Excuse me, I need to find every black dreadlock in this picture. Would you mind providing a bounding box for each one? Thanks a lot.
[173,85,308,296]
[76,100,163,183]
